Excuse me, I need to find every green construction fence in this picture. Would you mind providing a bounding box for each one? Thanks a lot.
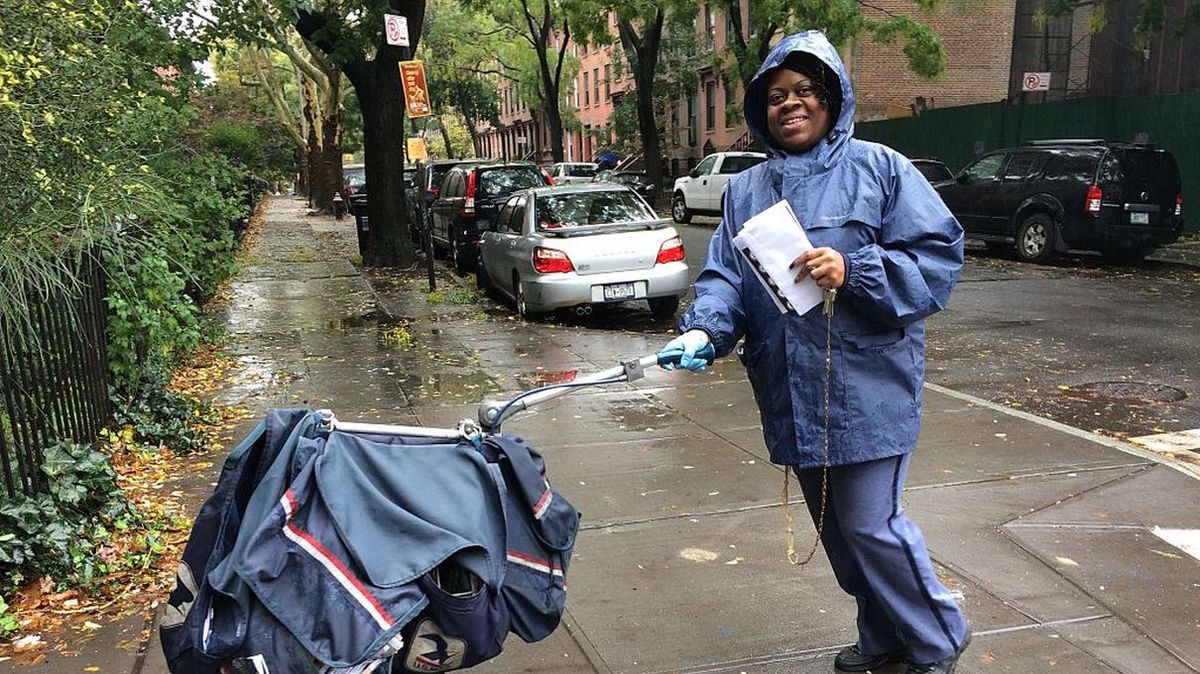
[855,93,1198,231]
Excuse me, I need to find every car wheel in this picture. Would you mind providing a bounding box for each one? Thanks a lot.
[476,259,497,298]
[648,296,680,320]
[514,275,537,321]
[1014,213,1056,263]
[671,193,692,224]
[451,232,472,275]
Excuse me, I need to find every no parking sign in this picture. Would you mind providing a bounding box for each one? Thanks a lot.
[1021,72,1050,92]
[384,14,409,47]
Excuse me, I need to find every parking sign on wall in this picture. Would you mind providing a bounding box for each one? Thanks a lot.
[1022,72,1051,92]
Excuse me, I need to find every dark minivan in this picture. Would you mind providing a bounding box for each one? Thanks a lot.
[406,159,494,242]
[936,140,1184,263]
[429,162,552,273]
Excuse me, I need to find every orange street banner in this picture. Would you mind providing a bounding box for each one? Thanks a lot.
[399,60,431,118]
[407,137,428,162]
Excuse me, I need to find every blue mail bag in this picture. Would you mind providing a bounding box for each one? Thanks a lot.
[479,434,581,643]
[159,409,311,674]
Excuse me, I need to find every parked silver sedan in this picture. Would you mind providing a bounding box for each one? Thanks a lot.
[476,184,689,320]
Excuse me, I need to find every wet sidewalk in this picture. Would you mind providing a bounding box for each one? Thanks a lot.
[133,197,1199,674]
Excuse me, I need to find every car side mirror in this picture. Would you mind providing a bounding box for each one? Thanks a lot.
[956,173,969,185]
[688,169,700,178]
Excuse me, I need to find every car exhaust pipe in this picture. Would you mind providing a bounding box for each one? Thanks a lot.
[574,305,593,316]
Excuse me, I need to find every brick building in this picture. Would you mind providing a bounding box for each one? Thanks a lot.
[478,1,1022,174]
[851,0,1018,121]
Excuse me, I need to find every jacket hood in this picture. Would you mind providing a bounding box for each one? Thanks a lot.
[744,31,856,161]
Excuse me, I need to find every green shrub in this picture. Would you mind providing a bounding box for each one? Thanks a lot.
[112,369,208,452]
[105,251,201,396]
[205,121,264,168]
[0,441,133,597]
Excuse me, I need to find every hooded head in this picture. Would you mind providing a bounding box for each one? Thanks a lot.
[744,31,856,160]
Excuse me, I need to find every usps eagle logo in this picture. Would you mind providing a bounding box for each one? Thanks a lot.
[402,619,466,672]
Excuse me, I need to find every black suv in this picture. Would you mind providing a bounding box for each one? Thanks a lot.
[429,162,551,273]
[936,140,1184,263]
[406,159,492,247]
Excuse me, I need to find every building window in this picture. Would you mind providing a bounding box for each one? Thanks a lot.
[604,64,611,99]
[592,67,600,104]
[725,9,735,43]
[724,78,737,127]
[687,93,698,146]
[704,4,716,48]
[583,72,590,106]
[705,80,717,130]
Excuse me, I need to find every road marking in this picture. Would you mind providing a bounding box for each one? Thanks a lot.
[1129,428,1200,453]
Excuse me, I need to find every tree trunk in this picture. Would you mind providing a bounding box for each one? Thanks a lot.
[294,1,424,268]
[348,62,414,267]
[320,67,344,210]
[439,121,454,159]
[618,14,666,196]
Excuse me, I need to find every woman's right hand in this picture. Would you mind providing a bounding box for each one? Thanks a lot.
[657,330,714,372]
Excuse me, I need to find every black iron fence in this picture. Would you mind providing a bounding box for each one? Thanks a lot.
[0,258,112,499]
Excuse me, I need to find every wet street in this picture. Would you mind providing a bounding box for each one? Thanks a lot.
[578,217,1200,453]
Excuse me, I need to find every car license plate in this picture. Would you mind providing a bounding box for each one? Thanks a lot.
[1130,212,1150,225]
[603,283,635,301]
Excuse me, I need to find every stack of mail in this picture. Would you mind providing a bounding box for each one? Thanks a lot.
[732,200,823,315]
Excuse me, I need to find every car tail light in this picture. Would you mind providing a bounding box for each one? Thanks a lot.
[656,236,685,264]
[428,186,439,198]
[346,185,356,196]
[1176,194,1183,216]
[541,168,555,186]
[532,246,574,274]
[461,171,477,218]
[1085,185,1102,214]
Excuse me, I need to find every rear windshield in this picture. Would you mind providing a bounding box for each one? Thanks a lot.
[614,173,648,187]
[344,168,366,187]
[914,162,953,182]
[429,166,454,191]
[535,190,656,231]
[719,156,766,174]
[478,167,547,198]
[567,165,598,177]
[1115,149,1180,189]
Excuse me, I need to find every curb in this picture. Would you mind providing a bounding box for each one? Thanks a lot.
[925,382,1200,482]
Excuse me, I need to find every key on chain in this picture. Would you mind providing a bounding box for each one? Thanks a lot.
[822,287,837,316]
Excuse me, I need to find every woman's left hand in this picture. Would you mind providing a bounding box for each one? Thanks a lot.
[790,247,845,289]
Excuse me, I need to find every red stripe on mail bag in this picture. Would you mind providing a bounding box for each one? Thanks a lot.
[506,549,564,577]
[279,490,396,629]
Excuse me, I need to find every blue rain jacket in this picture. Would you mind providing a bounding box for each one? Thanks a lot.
[680,31,963,469]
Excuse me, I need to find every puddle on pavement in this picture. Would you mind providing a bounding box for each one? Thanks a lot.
[1064,381,1187,403]
[212,355,292,405]
[516,369,579,389]
[607,398,673,427]
[396,370,501,403]
[325,309,406,331]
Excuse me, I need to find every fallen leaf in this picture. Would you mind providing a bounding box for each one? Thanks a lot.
[1055,556,1079,567]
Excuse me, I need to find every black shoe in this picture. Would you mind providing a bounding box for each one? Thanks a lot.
[905,631,972,674]
[834,644,907,672]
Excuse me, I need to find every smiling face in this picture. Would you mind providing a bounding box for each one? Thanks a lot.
[765,67,834,154]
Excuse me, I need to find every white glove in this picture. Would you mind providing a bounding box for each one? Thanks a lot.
[658,329,712,372]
